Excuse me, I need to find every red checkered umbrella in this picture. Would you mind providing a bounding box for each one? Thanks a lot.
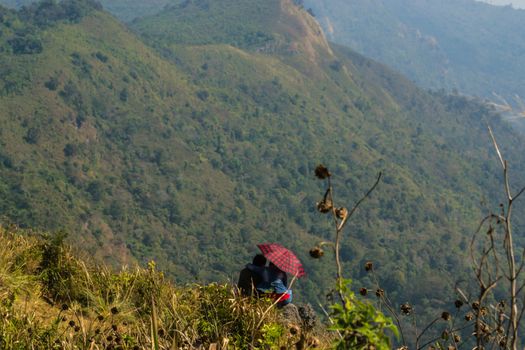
[257,243,306,278]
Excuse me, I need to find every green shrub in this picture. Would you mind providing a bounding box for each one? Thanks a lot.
[330,279,397,349]
[8,35,43,54]
[0,227,313,349]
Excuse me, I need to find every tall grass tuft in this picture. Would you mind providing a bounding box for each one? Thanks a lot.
[0,225,327,349]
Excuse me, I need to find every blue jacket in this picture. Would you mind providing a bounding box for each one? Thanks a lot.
[247,264,292,305]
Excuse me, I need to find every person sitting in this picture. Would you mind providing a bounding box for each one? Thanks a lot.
[252,262,292,307]
[237,254,267,296]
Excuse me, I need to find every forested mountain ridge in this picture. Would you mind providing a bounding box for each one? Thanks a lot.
[0,0,171,21]
[304,0,525,108]
[1,0,525,314]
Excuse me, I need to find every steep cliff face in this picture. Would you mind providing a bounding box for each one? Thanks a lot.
[131,0,333,61]
[273,0,334,60]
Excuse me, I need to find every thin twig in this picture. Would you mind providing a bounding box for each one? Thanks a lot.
[327,177,346,305]
[514,186,525,201]
[416,317,440,350]
[339,172,382,232]
[318,303,343,339]
[488,126,505,170]
[332,172,382,306]
[378,293,406,345]
[254,273,298,331]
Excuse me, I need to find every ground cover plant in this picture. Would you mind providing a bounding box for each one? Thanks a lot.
[0,225,328,349]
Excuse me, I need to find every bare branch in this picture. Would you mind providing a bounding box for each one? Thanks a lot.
[330,172,382,306]
[488,126,505,170]
[338,172,382,232]
[515,278,525,297]
[514,186,525,201]
[326,177,346,304]
[415,317,440,350]
[514,248,525,278]
[505,162,512,201]
[377,293,406,346]
[455,287,469,303]
[317,303,343,340]
[418,321,475,350]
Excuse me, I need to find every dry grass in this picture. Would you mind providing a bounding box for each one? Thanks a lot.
[0,226,328,349]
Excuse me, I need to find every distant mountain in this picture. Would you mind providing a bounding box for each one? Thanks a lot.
[0,0,172,21]
[2,0,525,317]
[305,0,525,108]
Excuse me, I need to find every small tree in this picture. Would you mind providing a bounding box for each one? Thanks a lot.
[311,165,398,349]
[311,126,525,349]
[456,127,525,350]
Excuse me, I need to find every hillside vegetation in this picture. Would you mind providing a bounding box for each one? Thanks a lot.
[0,0,171,21]
[305,0,525,106]
[0,225,329,348]
[1,0,525,328]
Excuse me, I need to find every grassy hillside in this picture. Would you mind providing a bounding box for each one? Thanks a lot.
[305,0,525,106]
[2,0,525,333]
[0,225,328,348]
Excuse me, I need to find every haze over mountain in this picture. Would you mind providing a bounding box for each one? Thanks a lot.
[305,0,525,117]
[480,0,525,8]
[2,0,525,322]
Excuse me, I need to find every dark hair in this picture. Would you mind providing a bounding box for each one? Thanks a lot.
[269,262,286,277]
[269,261,280,270]
[253,254,267,266]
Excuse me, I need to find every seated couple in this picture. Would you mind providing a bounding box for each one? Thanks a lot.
[237,254,292,306]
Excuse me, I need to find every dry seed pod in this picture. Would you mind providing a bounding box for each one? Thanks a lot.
[336,207,348,220]
[316,199,333,213]
[480,307,488,316]
[289,324,300,335]
[400,303,413,315]
[442,311,451,321]
[309,246,324,259]
[314,165,331,179]
[307,337,320,348]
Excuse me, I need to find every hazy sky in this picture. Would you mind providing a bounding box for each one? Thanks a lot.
[479,0,525,8]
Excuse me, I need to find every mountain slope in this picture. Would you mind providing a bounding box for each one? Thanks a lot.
[132,0,333,64]
[1,0,525,315]
[305,0,525,106]
[0,0,171,21]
